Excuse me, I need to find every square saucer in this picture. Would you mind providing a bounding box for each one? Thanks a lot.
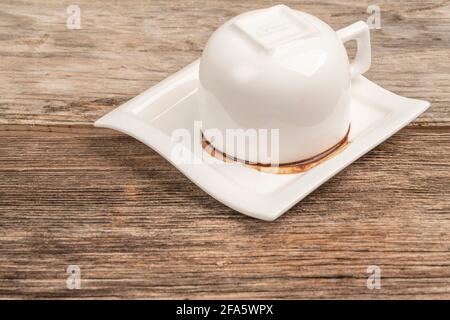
[95,60,430,221]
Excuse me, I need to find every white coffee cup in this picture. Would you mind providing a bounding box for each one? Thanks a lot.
[198,4,371,165]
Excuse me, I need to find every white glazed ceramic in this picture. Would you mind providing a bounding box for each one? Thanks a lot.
[199,4,371,164]
[95,60,430,221]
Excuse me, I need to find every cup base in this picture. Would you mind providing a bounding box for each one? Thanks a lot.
[201,125,350,174]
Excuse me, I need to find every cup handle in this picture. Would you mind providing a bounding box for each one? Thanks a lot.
[337,21,371,78]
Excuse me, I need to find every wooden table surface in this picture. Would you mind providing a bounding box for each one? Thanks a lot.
[1,0,449,299]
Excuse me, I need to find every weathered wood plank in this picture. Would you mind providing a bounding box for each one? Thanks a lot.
[0,127,449,298]
[1,0,449,299]
[0,0,449,127]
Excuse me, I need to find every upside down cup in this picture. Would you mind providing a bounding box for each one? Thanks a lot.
[198,5,371,171]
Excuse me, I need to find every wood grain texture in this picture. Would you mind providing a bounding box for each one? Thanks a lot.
[0,0,449,299]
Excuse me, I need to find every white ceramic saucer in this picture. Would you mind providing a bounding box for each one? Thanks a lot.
[95,60,430,221]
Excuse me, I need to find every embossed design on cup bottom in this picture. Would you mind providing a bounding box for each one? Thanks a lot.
[201,125,350,174]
